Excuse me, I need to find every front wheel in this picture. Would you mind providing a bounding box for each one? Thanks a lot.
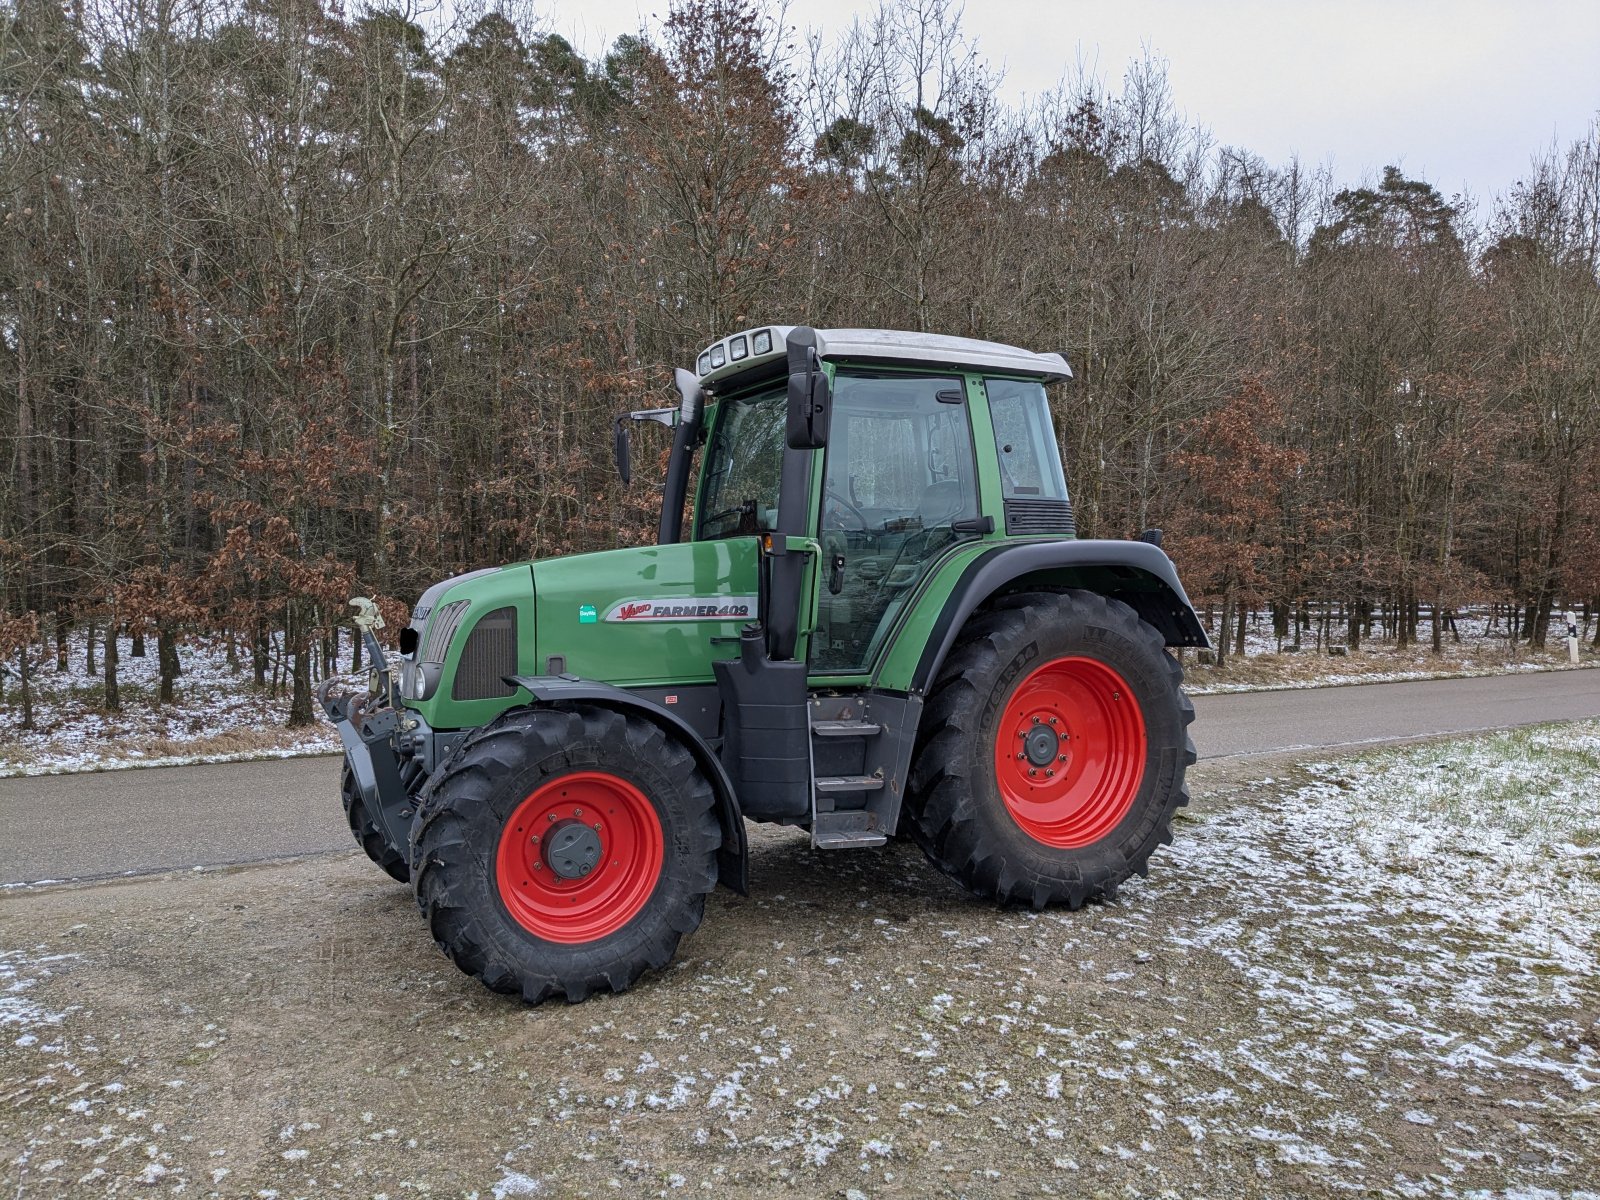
[906,590,1194,910]
[342,763,411,884]
[410,705,720,1003]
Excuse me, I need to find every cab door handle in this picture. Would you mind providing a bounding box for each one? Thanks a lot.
[828,553,847,595]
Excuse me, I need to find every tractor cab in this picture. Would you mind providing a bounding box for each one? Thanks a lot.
[620,326,1080,677]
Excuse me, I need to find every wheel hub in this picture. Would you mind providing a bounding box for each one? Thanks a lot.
[1023,724,1060,767]
[544,821,602,879]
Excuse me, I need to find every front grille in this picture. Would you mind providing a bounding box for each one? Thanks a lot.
[452,607,518,701]
[1004,498,1076,537]
[422,600,469,663]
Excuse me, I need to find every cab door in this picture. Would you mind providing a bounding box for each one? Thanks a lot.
[810,373,983,676]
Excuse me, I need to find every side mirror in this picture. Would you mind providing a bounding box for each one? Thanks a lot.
[612,405,678,486]
[784,327,832,449]
[613,416,632,486]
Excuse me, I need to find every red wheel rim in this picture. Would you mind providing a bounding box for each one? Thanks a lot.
[494,773,664,944]
[992,656,1147,848]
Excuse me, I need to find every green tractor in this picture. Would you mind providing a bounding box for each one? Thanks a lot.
[323,326,1206,1003]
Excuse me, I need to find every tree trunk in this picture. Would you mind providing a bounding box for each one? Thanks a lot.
[104,625,120,713]
[1430,602,1442,655]
[157,626,179,704]
[55,613,69,672]
[132,630,145,657]
[18,647,33,731]
[1272,601,1290,646]
[86,623,97,676]
[253,624,268,688]
[1528,590,1554,650]
[287,608,314,727]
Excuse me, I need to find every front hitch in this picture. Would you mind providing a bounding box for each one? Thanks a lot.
[319,601,415,855]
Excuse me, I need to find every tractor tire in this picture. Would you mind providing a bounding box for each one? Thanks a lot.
[905,590,1194,910]
[410,705,720,1004]
[341,762,411,884]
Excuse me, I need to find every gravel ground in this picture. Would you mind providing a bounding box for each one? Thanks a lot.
[1,742,1596,1199]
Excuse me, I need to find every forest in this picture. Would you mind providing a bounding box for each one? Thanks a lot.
[3,0,1598,726]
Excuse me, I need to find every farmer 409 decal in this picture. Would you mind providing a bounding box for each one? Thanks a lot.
[603,596,759,623]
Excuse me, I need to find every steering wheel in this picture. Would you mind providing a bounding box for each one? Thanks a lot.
[824,486,870,532]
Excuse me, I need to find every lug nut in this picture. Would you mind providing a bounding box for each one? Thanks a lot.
[1048,716,1058,725]
[531,834,540,844]
[1028,768,1037,777]
[593,823,602,831]
[574,808,583,817]
[1016,752,1025,760]
[533,862,542,870]
[1059,754,1068,762]
[1046,769,1054,777]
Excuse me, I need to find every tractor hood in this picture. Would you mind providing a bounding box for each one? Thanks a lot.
[530,538,761,688]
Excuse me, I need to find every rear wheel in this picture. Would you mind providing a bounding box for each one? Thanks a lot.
[341,763,410,884]
[906,590,1194,909]
[410,705,720,1003]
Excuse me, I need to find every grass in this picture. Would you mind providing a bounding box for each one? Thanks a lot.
[1184,639,1591,693]
[1309,721,1600,847]
[0,726,336,776]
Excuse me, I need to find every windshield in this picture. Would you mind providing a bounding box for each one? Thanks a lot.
[694,390,787,539]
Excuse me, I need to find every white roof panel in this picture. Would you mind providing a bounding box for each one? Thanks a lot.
[814,328,1071,381]
[694,325,1072,387]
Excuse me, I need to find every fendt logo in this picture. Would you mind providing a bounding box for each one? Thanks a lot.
[603,596,758,623]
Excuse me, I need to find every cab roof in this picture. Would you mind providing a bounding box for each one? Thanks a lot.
[694,326,1072,389]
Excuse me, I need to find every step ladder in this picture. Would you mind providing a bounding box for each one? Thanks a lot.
[807,699,891,849]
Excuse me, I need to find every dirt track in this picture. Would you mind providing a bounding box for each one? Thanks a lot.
[3,749,1596,1199]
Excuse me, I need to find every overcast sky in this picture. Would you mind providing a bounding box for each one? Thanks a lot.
[545,0,1600,207]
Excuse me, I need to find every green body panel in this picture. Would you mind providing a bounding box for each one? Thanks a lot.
[405,540,763,730]
[403,564,539,730]
[531,539,761,688]
[830,538,996,691]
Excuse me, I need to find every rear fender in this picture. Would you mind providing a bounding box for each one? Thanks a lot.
[504,675,749,895]
[907,540,1209,694]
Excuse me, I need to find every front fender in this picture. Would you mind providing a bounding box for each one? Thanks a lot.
[504,675,749,896]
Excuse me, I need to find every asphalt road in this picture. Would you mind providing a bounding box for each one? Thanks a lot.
[2,669,1596,886]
